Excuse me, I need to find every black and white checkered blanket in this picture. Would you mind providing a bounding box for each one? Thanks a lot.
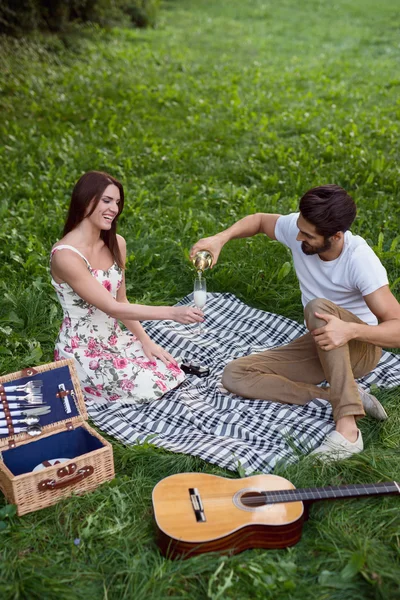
[87,293,400,474]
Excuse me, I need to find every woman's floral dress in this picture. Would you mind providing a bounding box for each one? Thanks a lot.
[50,245,185,404]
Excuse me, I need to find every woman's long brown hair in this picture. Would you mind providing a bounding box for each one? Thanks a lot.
[63,171,125,268]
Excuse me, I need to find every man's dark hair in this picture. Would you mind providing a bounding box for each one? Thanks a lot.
[299,184,356,237]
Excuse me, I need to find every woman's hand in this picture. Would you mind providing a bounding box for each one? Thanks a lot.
[141,338,178,366]
[190,234,224,267]
[172,306,204,324]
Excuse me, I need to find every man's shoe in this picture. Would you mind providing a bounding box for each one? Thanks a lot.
[357,384,388,421]
[310,430,363,461]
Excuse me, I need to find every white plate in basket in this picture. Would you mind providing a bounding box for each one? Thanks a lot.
[33,458,69,472]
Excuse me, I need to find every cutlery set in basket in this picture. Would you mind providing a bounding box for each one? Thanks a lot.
[1,379,47,436]
[0,359,114,515]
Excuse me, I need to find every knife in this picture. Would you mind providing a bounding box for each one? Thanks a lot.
[1,406,51,417]
[1,402,47,410]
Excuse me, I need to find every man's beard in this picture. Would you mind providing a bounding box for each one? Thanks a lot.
[301,238,332,255]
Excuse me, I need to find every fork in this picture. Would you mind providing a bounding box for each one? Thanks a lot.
[0,393,44,404]
[0,380,43,393]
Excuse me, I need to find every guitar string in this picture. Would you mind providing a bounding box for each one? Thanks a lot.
[241,483,398,505]
[186,482,398,506]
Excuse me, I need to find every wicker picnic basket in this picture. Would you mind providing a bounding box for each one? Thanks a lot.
[0,359,114,516]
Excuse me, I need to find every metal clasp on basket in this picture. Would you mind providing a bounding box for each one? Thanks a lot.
[57,463,77,478]
[21,367,39,377]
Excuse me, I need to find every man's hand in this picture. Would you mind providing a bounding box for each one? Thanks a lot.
[190,214,281,268]
[141,339,178,366]
[190,234,224,268]
[312,312,355,351]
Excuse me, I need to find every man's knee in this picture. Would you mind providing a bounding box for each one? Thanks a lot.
[304,298,339,331]
[222,358,248,393]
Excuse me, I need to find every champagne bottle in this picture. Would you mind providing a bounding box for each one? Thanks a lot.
[192,250,213,272]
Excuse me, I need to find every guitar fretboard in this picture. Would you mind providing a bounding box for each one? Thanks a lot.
[259,482,399,504]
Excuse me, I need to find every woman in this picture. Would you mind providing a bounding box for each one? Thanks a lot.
[50,171,203,404]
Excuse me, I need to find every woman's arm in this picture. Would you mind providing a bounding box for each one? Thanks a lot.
[51,248,203,324]
[118,281,178,364]
[115,236,182,365]
[116,236,155,343]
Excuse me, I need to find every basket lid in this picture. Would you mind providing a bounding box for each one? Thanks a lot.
[0,359,88,450]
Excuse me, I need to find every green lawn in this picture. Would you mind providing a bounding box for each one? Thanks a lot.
[0,1,399,598]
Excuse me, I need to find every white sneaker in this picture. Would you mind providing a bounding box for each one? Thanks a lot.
[310,430,363,461]
[357,384,388,421]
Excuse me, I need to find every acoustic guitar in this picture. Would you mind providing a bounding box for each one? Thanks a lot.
[152,473,399,558]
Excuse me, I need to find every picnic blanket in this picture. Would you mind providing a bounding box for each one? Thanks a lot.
[87,293,400,474]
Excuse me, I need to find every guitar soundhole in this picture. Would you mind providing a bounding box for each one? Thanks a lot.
[233,488,270,512]
[241,492,265,507]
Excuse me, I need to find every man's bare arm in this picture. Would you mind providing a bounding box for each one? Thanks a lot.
[313,285,400,351]
[190,213,281,267]
[350,285,400,347]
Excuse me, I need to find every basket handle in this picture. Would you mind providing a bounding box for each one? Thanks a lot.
[37,465,94,491]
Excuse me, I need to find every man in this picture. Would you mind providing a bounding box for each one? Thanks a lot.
[190,185,400,460]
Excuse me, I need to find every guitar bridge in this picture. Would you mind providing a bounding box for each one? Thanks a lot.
[189,487,206,522]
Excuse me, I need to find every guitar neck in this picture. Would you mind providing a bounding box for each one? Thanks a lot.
[262,481,400,504]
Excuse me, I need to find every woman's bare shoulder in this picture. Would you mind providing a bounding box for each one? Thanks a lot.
[116,235,127,267]
[50,239,89,284]
[51,235,87,271]
[51,233,77,252]
[116,234,126,247]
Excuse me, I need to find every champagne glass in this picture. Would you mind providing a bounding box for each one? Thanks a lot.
[194,277,207,335]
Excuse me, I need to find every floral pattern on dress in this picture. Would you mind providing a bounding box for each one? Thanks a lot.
[51,246,185,404]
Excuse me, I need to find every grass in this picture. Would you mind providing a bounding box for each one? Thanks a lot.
[0,0,400,598]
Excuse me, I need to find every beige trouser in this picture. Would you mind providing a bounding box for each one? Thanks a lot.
[222,298,382,422]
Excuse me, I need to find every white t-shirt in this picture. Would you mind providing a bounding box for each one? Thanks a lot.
[274,212,389,325]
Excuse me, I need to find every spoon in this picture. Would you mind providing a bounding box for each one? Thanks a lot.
[0,416,39,427]
[0,425,42,436]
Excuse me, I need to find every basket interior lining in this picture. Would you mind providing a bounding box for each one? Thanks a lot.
[2,426,104,476]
